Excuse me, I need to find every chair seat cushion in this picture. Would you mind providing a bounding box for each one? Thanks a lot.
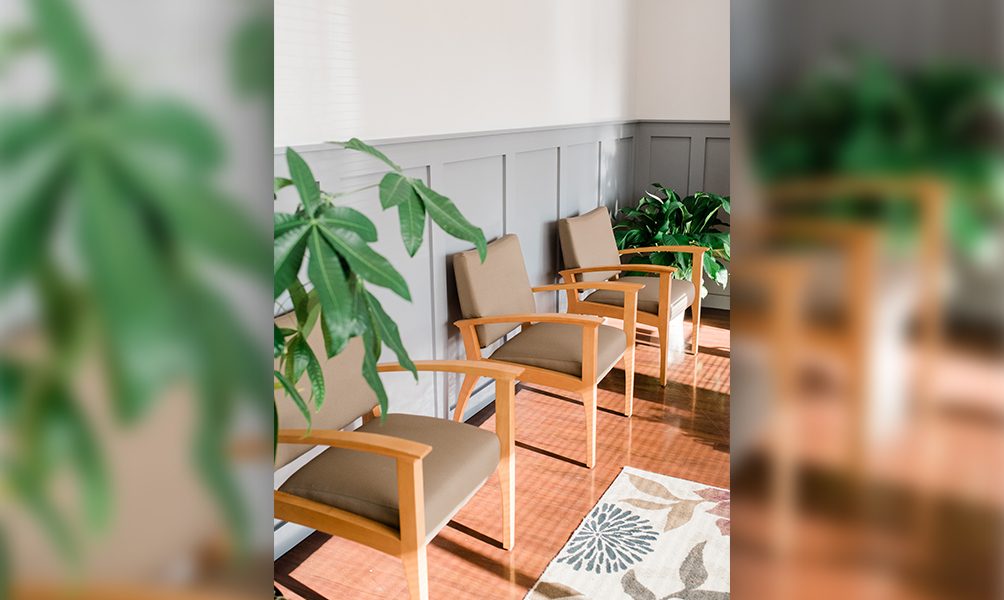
[489,322,626,380]
[278,414,499,541]
[586,276,695,318]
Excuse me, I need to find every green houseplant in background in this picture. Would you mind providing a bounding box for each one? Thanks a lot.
[0,0,268,572]
[273,142,487,441]
[613,184,731,297]
[753,56,1004,259]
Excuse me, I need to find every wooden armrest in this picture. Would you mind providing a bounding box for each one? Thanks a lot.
[560,264,676,277]
[277,429,432,461]
[619,245,709,256]
[532,281,645,293]
[455,312,602,329]
[378,360,523,380]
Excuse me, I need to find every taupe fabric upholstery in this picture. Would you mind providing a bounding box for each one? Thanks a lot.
[274,314,377,470]
[279,414,500,541]
[558,207,622,282]
[490,322,626,381]
[453,235,537,347]
[586,276,696,318]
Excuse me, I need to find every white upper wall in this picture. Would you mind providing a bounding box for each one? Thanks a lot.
[632,0,730,122]
[275,0,729,147]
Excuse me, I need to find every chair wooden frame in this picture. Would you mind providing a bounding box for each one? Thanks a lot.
[559,245,707,386]
[452,280,642,468]
[274,360,523,600]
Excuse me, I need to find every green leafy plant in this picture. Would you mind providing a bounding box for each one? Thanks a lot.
[273,142,486,440]
[0,0,266,569]
[613,184,730,297]
[753,56,1004,258]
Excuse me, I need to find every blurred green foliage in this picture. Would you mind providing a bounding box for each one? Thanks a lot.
[613,185,730,297]
[0,0,268,576]
[754,57,1004,257]
[273,143,486,441]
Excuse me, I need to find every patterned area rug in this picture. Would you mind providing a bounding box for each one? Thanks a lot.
[525,467,729,599]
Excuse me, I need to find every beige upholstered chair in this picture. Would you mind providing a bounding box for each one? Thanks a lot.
[451,234,642,467]
[558,206,707,387]
[273,316,523,600]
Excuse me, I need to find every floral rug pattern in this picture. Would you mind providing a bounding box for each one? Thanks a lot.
[526,468,729,600]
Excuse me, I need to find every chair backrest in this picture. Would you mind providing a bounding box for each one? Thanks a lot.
[453,234,536,348]
[274,312,377,470]
[558,206,622,282]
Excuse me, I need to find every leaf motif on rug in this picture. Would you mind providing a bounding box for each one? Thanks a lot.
[696,487,730,537]
[555,503,658,574]
[627,474,681,501]
[621,480,731,536]
[663,499,700,532]
[621,542,730,600]
[527,581,590,600]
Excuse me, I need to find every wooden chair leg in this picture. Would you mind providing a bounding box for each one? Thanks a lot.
[690,297,702,355]
[657,323,670,387]
[623,344,636,417]
[453,374,478,422]
[496,377,516,550]
[583,386,597,468]
[401,544,429,600]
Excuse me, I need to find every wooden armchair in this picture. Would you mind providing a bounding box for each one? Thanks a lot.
[557,207,707,386]
[451,234,642,468]
[273,319,523,600]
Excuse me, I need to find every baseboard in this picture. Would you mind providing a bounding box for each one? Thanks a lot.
[703,294,730,310]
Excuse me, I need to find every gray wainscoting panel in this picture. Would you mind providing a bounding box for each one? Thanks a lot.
[703,137,731,196]
[507,148,560,313]
[434,155,506,412]
[647,137,692,197]
[600,137,634,216]
[559,141,601,219]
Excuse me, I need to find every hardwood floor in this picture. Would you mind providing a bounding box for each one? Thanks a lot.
[274,310,730,600]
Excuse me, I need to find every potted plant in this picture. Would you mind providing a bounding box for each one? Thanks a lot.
[612,184,731,297]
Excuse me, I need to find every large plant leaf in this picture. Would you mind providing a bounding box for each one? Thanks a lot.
[306,229,354,357]
[274,177,293,196]
[273,325,284,358]
[358,313,389,417]
[284,334,310,388]
[109,100,223,174]
[49,386,110,529]
[397,193,426,257]
[273,224,308,299]
[286,147,321,216]
[338,137,401,171]
[30,0,101,102]
[319,225,411,300]
[364,291,417,378]
[273,370,310,429]
[319,204,378,242]
[274,212,305,237]
[302,341,325,410]
[379,171,418,209]
[78,156,183,422]
[412,179,487,260]
[0,141,66,294]
[0,108,61,163]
